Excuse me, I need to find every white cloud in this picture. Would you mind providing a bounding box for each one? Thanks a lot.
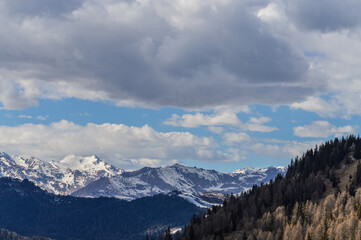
[222,133,321,159]
[290,97,340,118]
[247,116,272,125]
[0,80,39,110]
[208,126,224,134]
[257,3,285,22]
[0,120,238,169]
[5,113,35,119]
[281,0,361,118]
[164,111,278,133]
[130,158,178,168]
[223,132,252,146]
[36,115,48,121]
[243,116,279,132]
[293,121,356,138]
[249,140,321,159]
[164,111,241,128]
[18,115,32,119]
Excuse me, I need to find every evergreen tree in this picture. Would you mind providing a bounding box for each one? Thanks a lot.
[165,227,172,240]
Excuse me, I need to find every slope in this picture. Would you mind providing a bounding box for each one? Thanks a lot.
[179,135,361,240]
[0,152,286,205]
[71,164,286,200]
[0,153,123,195]
[0,177,202,240]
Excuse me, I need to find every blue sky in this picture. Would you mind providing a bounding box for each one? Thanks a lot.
[1,0,361,172]
[0,97,358,172]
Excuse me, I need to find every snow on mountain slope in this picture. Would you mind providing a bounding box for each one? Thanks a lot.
[0,152,122,195]
[71,164,287,201]
[0,152,287,206]
[232,166,287,185]
[59,154,121,174]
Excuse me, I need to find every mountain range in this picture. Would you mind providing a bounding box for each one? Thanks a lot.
[1,136,361,240]
[0,152,286,207]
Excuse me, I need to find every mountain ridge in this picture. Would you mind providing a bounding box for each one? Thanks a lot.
[71,164,286,202]
[0,152,123,195]
[0,152,286,203]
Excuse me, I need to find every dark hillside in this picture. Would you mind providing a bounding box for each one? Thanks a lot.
[0,178,202,240]
[179,135,361,240]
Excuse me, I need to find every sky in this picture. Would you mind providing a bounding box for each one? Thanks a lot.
[1,0,361,172]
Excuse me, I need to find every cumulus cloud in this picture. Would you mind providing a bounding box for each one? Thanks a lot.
[0,0,320,110]
[223,132,252,145]
[244,116,279,132]
[248,140,321,159]
[293,121,356,138]
[287,31,361,118]
[0,80,39,110]
[290,97,340,118]
[164,111,278,133]
[0,120,240,169]
[253,0,361,119]
[36,115,48,121]
[208,126,224,134]
[164,111,241,128]
[222,133,321,159]
[257,2,287,25]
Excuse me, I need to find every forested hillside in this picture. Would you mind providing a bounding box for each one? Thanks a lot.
[0,178,202,240]
[179,136,361,239]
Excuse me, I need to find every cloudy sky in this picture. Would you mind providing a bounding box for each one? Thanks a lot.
[1,0,361,172]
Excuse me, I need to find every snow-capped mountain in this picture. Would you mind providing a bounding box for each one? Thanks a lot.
[0,152,287,206]
[0,152,123,195]
[71,163,287,200]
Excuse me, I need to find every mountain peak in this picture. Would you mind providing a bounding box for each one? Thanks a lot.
[59,154,107,171]
[0,151,285,201]
[231,166,287,175]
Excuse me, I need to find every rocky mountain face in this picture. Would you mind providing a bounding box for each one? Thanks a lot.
[0,152,286,204]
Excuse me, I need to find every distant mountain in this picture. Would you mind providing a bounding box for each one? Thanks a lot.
[72,164,286,202]
[0,152,286,207]
[0,152,123,195]
[0,177,202,240]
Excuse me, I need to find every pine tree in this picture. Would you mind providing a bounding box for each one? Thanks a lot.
[165,227,172,240]
[356,204,361,219]
[321,218,329,240]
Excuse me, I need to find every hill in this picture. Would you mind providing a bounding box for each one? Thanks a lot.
[0,177,202,240]
[178,135,361,240]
